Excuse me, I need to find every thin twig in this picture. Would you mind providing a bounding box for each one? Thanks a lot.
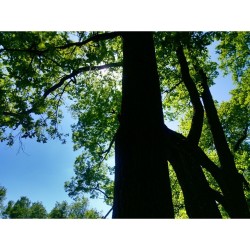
[102,206,113,219]
[163,80,183,94]
[100,133,116,159]
[233,124,249,152]
[93,185,113,200]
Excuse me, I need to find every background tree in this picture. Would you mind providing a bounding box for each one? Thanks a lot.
[0,187,100,219]
[4,196,31,218]
[68,197,101,218]
[48,198,101,218]
[29,202,48,218]
[0,185,7,217]
[2,196,47,218]
[48,201,69,218]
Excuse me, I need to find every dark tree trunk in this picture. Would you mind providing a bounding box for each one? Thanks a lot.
[171,42,222,218]
[197,68,250,218]
[112,32,174,218]
[163,126,222,218]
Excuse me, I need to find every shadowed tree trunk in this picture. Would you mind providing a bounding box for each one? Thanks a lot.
[167,41,222,218]
[112,32,174,218]
[197,67,250,218]
[112,32,249,219]
[163,125,222,218]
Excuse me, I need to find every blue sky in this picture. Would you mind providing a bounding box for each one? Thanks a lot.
[0,40,234,218]
[0,106,111,216]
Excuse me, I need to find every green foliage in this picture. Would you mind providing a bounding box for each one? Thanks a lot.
[0,32,122,206]
[48,197,101,219]
[0,32,72,145]
[68,197,101,218]
[0,32,122,146]
[216,32,250,82]
[155,32,218,123]
[65,68,121,205]
[2,200,14,219]
[0,186,6,203]
[168,165,188,218]
[29,202,48,218]
[0,186,100,219]
[48,201,69,218]
[2,196,47,219]
[0,185,7,217]
[4,196,31,218]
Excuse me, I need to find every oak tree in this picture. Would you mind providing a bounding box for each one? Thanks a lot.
[0,31,249,218]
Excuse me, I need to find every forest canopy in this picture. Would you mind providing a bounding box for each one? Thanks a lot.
[0,32,249,218]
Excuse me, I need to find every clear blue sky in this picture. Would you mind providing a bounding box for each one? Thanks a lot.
[0,41,234,218]
[0,106,111,216]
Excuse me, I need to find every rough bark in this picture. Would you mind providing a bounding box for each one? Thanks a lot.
[112,32,174,218]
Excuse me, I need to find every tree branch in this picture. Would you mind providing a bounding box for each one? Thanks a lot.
[2,62,122,117]
[0,32,122,55]
[55,32,122,50]
[163,125,223,186]
[239,173,250,191]
[163,125,222,217]
[102,206,113,219]
[175,41,204,146]
[163,80,183,94]
[100,133,117,158]
[195,66,236,171]
[93,185,113,200]
[233,124,249,152]
[43,62,122,99]
[209,188,229,212]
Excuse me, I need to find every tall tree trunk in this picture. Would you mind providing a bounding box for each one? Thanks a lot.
[197,68,250,218]
[112,32,174,218]
[171,42,222,218]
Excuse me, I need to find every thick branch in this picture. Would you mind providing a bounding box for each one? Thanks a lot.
[175,42,204,146]
[195,147,222,180]
[0,47,44,55]
[163,125,223,186]
[163,125,222,218]
[209,188,230,212]
[196,67,236,172]
[193,67,250,218]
